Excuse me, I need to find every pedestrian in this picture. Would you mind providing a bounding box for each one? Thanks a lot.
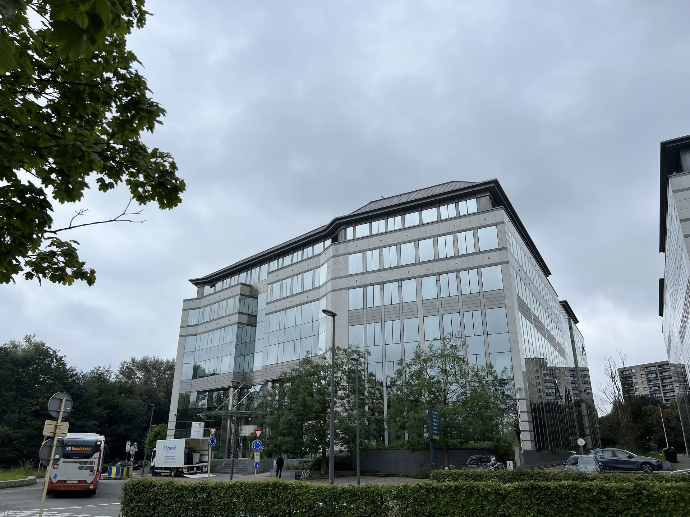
[276,454,284,479]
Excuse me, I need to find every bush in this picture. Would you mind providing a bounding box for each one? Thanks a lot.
[121,477,690,516]
[430,469,690,483]
[308,454,351,472]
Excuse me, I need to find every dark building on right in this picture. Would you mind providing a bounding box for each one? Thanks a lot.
[659,135,690,447]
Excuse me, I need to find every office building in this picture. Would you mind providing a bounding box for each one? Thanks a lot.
[618,361,689,404]
[167,179,599,460]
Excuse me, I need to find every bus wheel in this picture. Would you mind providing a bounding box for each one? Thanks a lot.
[89,491,97,496]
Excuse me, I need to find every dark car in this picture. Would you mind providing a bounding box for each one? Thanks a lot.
[589,448,663,473]
[463,455,500,470]
[565,455,602,473]
[133,460,145,470]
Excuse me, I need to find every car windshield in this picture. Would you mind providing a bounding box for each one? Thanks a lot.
[467,456,491,465]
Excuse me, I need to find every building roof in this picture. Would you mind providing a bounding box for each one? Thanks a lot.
[351,181,478,215]
[659,135,690,253]
[190,178,552,286]
[559,300,579,324]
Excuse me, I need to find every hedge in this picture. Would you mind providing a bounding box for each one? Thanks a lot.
[430,469,690,483]
[121,478,690,517]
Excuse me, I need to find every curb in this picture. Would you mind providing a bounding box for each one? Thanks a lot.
[0,476,37,489]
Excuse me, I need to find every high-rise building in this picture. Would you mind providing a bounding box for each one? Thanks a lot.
[659,135,690,444]
[168,179,598,462]
[618,361,689,404]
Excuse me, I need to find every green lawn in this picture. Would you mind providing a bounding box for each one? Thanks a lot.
[0,465,43,481]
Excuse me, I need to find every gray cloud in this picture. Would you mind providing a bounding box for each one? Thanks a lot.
[2,0,689,407]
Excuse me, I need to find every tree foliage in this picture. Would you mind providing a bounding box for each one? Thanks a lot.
[387,333,515,465]
[253,347,384,474]
[0,0,185,285]
[0,335,174,466]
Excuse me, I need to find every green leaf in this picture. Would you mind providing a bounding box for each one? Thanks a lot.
[0,33,17,72]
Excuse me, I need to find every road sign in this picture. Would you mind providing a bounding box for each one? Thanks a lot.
[252,439,262,452]
[125,440,131,452]
[254,429,263,439]
[428,408,440,439]
[132,442,138,452]
[254,452,260,462]
[39,439,63,467]
[254,462,260,469]
[209,437,216,447]
[577,438,585,447]
[190,422,204,439]
[48,392,73,419]
[43,420,69,438]
[210,428,216,437]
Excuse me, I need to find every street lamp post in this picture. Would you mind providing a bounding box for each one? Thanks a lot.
[142,404,154,477]
[350,356,360,485]
[322,309,337,485]
[660,405,670,449]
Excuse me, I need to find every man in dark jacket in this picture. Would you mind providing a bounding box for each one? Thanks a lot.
[276,454,284,478]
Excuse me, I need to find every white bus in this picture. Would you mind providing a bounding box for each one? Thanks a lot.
[46,433,105,495]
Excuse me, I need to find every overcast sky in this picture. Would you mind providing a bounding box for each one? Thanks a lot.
[2,1,689,411]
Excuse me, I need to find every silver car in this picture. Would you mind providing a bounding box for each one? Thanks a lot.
[565,455,601,473]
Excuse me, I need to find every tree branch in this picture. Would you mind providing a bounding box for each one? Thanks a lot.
[46,197,145,234]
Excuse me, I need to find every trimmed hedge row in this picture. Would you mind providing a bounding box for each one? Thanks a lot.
[121,478,690,517]
[430,469,690,483]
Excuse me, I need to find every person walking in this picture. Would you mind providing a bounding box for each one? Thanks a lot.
[276,454,284,479]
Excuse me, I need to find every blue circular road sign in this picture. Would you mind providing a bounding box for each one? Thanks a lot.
[252,439,262,452]
[209,437,216,446]
[254,462,260,469]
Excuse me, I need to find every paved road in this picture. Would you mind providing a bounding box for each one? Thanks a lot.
[1,479,124,517]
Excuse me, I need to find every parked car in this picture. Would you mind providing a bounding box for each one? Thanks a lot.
[463,455,500,470]
[589,448,663,473]
[133,460,145,470]
[565,455,601,473]
[108,460,131,469]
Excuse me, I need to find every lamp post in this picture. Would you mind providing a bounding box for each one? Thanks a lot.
[142,404,154,477]
[660,405,670,449]
[322,309,337,485]
[350,356,361,485]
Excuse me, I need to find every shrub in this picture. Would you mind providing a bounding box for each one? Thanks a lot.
[308,454,351,472]
[121,477,690,517]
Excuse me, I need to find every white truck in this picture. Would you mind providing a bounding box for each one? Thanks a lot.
[150,438,209,477]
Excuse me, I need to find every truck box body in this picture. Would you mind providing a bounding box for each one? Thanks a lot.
[151,438,209,476]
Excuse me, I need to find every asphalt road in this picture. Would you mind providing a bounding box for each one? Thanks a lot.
[1,479,125,517]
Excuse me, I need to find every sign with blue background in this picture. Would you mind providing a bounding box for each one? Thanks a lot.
[209,437,216,447]
[428,408,440,439]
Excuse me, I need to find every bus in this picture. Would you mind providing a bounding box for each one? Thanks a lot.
[46,433,105,495]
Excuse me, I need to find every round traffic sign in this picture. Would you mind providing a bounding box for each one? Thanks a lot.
[252,439,262,452]
[48,392,73,418]
[39,438,63,467]
[209,437,217,447]
[577,438,585,447]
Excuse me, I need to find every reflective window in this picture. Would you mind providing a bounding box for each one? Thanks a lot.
[349,253,363,274]
[438,234,454,258]
[404,211,419,227]
[348,287,364,311]
[464,310,483,336]
[314,241,324,254]
[303,270,313,290]
[388,216,402,231]
[440,203,457,220]
[385,320,401,344]
[367,322,383,347]
[458,230,475,254]
[383,246,398,268]
[356,223,370,238]
[372,220,386,235]
[486,307,508,335]
[489,352,512,376]
[682,151,690,173]
[422,276,438,300]
[346,227,354,240]
[488,334,510,354]
[271,282,281,301]
[402,279,416,303]
[442,313,461,337]
[403,318,419,361]
[440,273,458,297]
[422,207,438,224]
[238,271,247,284]
[367,284,381,307]
[303,246,313,259]
[349,325,364,348]
[283,278,292,297]
[292,250,301,263]
[419,238,434,262]
[319,263,327,285]
[478,225,499,251]
[459,198,478,215]
[481,265,503,291]
[281,255,291,268]
[401,242,415,265]
[424,315,440,346]
[460,269,479,294]
[384,282,399,305]
[260,264,268,281]
[367,249,380,271]
[292,274,302,295]
[367,322,383,381]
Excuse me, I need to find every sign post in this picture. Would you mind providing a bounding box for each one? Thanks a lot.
[208,428,216,481]
[39,393,72,517]
[428,408,439,472]
[577,437,585,455]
